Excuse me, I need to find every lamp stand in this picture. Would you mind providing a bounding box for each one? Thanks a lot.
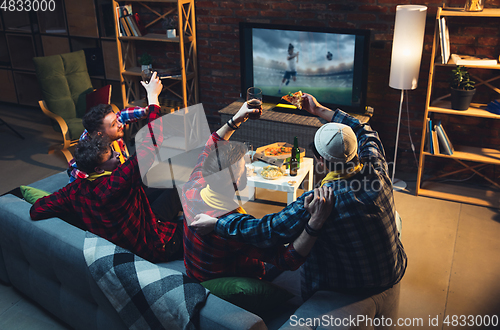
[391,89,407,191]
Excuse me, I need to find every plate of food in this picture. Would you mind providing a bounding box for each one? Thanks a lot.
[254,142,306,165]
[264,146,292,157]
[260,165,285,180]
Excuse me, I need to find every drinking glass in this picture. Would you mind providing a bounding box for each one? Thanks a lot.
[246,87,263,120]
[243,141,253,163]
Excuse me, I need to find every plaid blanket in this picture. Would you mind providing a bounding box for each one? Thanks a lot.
[83,232,208,330]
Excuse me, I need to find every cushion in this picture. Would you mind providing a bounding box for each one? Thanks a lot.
[33,50,93,124]
[201,277,294,316]
[66,118,85,141]
[19,186,50,204]
[86,85,112,113]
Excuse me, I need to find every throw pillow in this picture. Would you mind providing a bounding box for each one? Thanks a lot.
[86,85,112,113]
[201,277,294,316]
[20,186,51,204]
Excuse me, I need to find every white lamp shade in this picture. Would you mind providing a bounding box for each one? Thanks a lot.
[389,5,427,90]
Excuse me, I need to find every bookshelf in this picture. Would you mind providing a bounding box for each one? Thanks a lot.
[416,7,500,208]
[111,0,199,110]
[0,0,121,107]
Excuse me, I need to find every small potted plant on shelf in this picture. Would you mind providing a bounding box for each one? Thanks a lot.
[450,65,476,110]
[139,52,152,71]
[162,16,177,38]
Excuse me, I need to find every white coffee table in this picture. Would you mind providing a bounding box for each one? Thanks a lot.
[246,156,314,205]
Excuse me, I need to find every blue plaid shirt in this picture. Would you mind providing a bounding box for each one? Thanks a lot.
[214,109,407,299]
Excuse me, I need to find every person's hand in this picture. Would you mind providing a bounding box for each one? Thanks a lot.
[304,186,334,231]
[232,102,260,125]
[189,213,218,235]
[140,71,162,105]
[301,93,323,116]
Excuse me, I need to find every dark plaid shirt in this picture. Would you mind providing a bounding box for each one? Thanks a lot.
[182,132,307,282]
[214,109,407,299]
[30,105,178,263]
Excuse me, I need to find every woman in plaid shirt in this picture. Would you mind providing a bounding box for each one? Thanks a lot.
[182,103,335,283]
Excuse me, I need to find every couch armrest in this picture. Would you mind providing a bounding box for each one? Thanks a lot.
[199,294,266,330]
[28,171,69,193]
[278,290,377,330]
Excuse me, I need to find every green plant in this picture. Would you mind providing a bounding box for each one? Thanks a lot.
[139,53,152,66]
[450,65,475,90]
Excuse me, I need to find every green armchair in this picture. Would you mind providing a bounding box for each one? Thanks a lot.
[33,50,109,162]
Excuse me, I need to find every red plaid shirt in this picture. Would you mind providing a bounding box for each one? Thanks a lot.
[30,105,178,263]
[182,132,306,282]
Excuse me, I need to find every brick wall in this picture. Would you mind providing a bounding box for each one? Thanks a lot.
[154,0,500,176]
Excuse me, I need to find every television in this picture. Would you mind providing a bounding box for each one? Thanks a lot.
[239,22,371,114]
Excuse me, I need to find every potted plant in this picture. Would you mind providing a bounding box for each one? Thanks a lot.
[450,65,476,110]
[162,16,177,38]
[139,52,152,71]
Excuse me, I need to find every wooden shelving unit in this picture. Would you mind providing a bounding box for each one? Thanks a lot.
[416,7,500,208]
[0,0,122,107]
[112,0,199,110]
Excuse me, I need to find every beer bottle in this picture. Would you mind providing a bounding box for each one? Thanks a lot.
[290,136,299,176]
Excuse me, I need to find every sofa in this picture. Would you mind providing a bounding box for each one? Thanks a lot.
[0,171,398,330]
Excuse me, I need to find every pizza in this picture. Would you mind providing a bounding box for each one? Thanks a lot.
[281,91,303,109]
[265,146,292,157]
[260,165,285,180]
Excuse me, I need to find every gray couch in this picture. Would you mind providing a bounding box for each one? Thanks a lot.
[0,171,277,329]
[0,171,395,330]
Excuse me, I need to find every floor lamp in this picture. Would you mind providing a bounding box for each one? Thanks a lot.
[389,5,427,191]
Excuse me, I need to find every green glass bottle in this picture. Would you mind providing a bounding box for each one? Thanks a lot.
[290,136,300,176]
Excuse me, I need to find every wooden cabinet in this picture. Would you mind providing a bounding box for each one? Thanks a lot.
[416,7,500,208]
[111,0,199,110]
[0,0,122,107]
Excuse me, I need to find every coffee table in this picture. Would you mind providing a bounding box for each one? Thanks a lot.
[245,156,314,205]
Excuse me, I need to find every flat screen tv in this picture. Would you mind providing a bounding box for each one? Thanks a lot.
[239,22,371,114]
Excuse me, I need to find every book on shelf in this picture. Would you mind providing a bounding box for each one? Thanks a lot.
[438,17,451,64]
[449,54,498,66]
[125,15,141,37]
[426,118,434,154]
[120,16,132,36]
[426,118,445,155]
[435,121,454,155]
[431,126,440,154]
[116,5,133,37]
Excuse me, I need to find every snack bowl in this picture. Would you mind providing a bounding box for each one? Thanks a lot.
[260,165,285,180]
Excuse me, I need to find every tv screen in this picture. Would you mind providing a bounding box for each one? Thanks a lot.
[240,22,371,114]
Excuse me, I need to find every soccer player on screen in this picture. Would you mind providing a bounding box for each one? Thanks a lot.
[278,43,299,94]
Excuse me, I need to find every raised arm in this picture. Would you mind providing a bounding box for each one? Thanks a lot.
[301,93,335,122]
[216,102,260,140]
